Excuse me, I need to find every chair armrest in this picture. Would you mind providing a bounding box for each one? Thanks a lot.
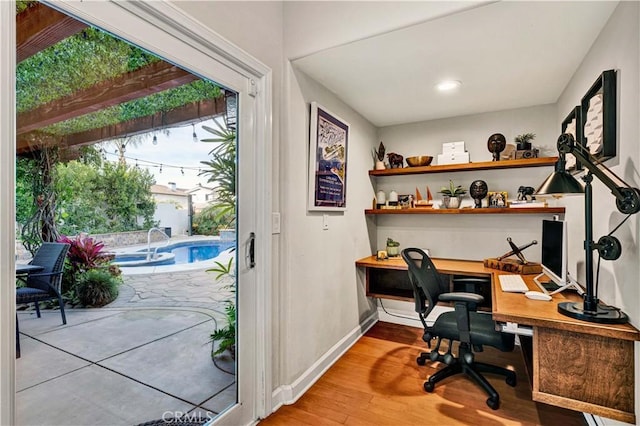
[441,292,486,345]
[439,292,484,305]
[27,271,63,279]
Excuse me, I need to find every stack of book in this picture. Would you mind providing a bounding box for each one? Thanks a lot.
[509,200,547,208]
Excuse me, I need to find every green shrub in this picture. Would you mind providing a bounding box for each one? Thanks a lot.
[76,268,119,307]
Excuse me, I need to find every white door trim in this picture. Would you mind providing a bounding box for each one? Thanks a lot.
[0,1,17,425]
[1,1,272,423]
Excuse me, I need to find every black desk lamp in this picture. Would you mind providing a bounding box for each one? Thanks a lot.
[536,134,640,324]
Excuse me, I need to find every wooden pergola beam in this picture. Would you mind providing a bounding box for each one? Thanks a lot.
[17,98,227,155]
[17,61,199,135]
[17,2,88,62]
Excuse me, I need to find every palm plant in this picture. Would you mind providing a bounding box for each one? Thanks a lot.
[199,119,236,227]
[208,256,236,359]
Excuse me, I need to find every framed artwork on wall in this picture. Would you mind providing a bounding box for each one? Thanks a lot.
[561,106,583,173]
[308,102,350,211]
[581,69,617,161]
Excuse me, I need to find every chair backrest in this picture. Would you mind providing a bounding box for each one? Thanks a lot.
[401,248,445,317]
[28,242,70,293]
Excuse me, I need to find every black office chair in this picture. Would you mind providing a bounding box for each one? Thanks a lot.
[16,242,70,325]
[401,247,516,410]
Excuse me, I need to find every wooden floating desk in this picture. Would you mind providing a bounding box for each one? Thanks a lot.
[356,255,640,423]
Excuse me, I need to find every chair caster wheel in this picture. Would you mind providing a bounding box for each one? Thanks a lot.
[416,355,426,366]
[423,381,435,393]
[486,397,500,410]
[443,353,454,365]
[506,374,517,387]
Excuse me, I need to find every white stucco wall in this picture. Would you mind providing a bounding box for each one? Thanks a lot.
[154,203,189,237]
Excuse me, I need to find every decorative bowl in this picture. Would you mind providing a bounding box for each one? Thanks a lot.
[406,156,433,167]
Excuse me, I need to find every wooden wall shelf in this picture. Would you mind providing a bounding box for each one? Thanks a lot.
[368,157,558,177]
[365,207,565,215]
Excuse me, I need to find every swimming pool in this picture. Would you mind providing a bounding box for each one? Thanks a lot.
[114,239,235,267]
[155,240,235,264]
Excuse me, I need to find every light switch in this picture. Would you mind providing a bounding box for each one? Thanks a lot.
[322,214,329,230]
[272,212,281,234]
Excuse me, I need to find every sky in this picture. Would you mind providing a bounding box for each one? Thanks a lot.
[101,119,219,190]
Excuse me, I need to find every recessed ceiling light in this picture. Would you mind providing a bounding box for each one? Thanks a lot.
[436,80,462,92]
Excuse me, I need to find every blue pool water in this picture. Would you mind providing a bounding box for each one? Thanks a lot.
[114,240,235,267]
[155,240,235,264]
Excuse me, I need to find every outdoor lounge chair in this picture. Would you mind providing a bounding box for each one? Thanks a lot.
[16,242,70,325]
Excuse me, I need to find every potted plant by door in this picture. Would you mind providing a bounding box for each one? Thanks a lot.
[439,180,466,209]
[386,237,400,257]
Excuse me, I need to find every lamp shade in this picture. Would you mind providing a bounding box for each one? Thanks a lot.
[535,170,584,195]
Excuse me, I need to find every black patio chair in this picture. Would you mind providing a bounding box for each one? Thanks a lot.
[16,242,70,325]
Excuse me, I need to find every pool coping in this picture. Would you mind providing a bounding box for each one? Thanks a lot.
[109,236,236,276]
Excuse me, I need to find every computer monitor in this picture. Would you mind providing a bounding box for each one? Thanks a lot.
[534,219,583,295]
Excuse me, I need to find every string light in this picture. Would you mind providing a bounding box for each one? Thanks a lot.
[192,123,198,143]
[159,164,163,173]
[181,167,184,175]
[98,150,203,174]
[152,135,158,145]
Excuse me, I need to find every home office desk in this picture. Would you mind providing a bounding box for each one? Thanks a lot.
[355,255,640,423]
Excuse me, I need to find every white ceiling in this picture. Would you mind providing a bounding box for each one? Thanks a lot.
[291,1,619,127]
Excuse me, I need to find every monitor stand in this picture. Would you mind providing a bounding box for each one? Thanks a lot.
[534,272,584,296]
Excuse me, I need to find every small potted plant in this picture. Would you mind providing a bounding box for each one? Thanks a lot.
[386,237,400,257]
[439,180,466,209]
[514,133,536,151]
[372,141,386,170]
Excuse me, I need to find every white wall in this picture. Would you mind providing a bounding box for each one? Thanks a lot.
[376,104,558,260]
[555,3,640,423]
[154,203,189,236]
[282,66,378,383]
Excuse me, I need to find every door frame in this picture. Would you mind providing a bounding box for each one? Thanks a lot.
[0,1,272,424]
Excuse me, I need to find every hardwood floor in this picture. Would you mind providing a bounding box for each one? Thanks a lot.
[259,321,586,426]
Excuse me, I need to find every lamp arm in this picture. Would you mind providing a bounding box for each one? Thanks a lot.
[557,134,640,214]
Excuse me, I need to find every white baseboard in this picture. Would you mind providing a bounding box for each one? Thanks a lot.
[376,300,450,328]
[270,311,378,412]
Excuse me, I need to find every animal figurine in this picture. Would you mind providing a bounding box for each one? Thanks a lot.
[387,152,404,168]
[517,186,536,201]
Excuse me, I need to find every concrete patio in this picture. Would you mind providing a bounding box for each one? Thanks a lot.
[16,267,236,426]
